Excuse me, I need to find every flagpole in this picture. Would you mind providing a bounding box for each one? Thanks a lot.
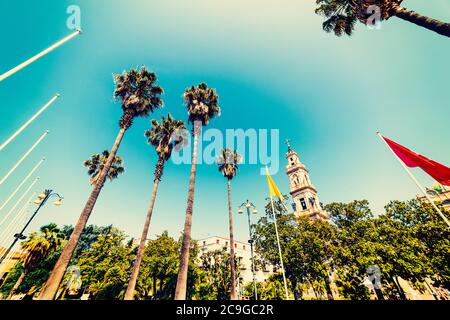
[0,157,45,212]
[377,132,450,228]
[0,193,33,248]
[269,194,290,300]
[0,130,49,186]
[0,95,59,152]
[0,29,82,82]
[0,177,39,228]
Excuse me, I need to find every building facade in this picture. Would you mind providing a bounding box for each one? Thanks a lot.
[419,183,450,211]
[198,236,273,287]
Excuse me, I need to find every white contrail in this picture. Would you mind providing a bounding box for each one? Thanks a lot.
[0,131,48,186]
[0,95,59,152]
[0,158,44,212]
[0,29,82,82]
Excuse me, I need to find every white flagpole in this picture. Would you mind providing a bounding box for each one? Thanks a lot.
[0,158,44,212]
[0,130,49,186]
[0,177,39,228]
[0,95,59,152]
[377,132,450,228]
[0,29,82,82]
[0,193,33,247]
[269,194,290,300]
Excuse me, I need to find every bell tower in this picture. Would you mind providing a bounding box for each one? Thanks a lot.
[285,140,328,221]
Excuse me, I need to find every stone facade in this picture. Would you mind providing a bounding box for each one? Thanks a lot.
[198,236,273,287]
[284,141,329,221]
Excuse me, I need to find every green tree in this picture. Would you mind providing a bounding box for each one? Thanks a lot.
[136,231,180,300]
[77,227,134,300]
[326,200,384,299]
[39,67,164,300]
[385,199,450,291]
[217,148,242,300]
[7,223,64,299]
[176,83,220,300]
[83,150,125,185]
[125,114,186,300]
[194,247,241,300]
[315,0,450,38]
[253,196,296,299]
[61,224,113,265]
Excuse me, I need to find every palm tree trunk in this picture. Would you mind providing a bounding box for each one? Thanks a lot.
[175,122,201,300]
[38,127,127,300]
[227,178,238,300]
[124,159,163,300]
[7,271,26,300]
[392,5,450,38]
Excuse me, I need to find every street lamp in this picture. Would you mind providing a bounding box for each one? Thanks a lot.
[238,200,258,300]
[0,189,63,264]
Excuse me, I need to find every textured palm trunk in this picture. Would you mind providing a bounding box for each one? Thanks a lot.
[38,127,126,300]
[392,5,450,38]
[175,122,200,300]
[227,178,238,300]
[124,159,164,300]
[7,270,26,300]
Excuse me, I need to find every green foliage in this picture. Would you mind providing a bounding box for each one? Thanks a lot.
[113,66,164,129]
[183,83,220,126]
[0,263,24,298]
[136,231,179,300]
[77,227,134,300]
[83,150,125,185]
[193,247,240,300]
[254,196,335,299]
[243,273,288,300]
[61,224,114,265]
[217,149,242,180]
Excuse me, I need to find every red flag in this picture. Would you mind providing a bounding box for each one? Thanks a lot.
[382,135,450,186]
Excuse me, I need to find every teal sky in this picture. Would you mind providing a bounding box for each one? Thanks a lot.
[1,0,449,243]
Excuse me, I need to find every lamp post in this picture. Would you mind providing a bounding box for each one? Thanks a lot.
[0,189,63,264]
[238,200,258,300]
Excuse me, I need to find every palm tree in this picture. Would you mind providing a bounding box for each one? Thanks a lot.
[217,148,242,300]
[83,150,125,185]
[175,83,220,300]
[38,66,164,300]
[7,224,64,299]
[124,113,186,300]
[315,0,450,38]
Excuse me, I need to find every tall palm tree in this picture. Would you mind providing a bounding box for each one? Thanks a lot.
[124,113,186,300]
[7,224,64,299]
[315,0,450,38]
[175,83,220,300]
[38,67,164,300]
[217,148,242,300]
[83,150,125,185]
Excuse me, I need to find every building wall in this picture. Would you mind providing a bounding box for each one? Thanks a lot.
[198,236,273,286]
[418,189,450,211]
[0,247,23,284]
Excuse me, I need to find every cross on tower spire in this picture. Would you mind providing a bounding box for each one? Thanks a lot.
[285,139,292,152]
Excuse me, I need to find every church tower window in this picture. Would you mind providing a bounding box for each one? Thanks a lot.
[300,198,307,210]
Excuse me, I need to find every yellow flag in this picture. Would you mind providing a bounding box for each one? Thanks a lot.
[265,167,283,201]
